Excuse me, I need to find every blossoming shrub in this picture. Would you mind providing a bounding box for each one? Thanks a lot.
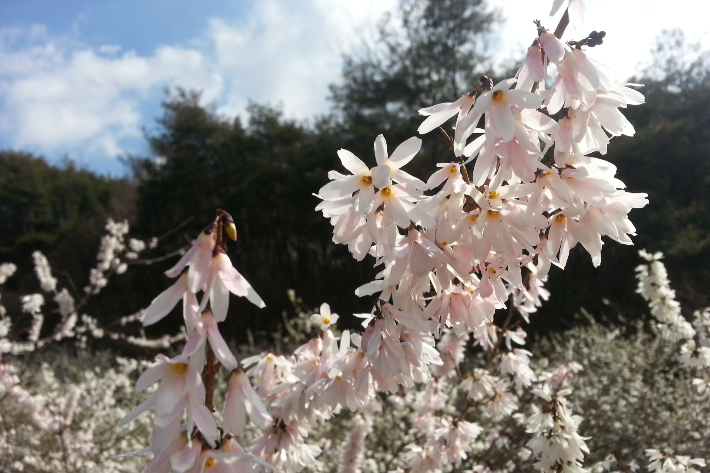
[0,349,152,473]
[536,312,710,470]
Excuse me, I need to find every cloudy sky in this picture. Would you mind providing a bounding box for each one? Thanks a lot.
[1,0,708,175]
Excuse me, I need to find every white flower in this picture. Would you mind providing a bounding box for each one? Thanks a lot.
[0,263,17,285]
[457,78,543,147]
[21,294,44,315]
[32,252,57,293]
[311,303,339,331]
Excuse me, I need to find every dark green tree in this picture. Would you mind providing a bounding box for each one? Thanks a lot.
[128,90,373,339]
[329,0,498,178]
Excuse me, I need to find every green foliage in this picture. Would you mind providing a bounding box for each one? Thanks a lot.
[0,151,133,253]
[329,0,498,177]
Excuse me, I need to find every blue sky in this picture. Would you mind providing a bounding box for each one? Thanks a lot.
[1,0,708,176]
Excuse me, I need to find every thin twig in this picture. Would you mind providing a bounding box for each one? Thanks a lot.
[553,9,570,39]
[127,245,190,266]
[202,342,220,412]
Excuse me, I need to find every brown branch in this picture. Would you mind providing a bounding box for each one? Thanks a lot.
[553,9,570,39]
[438,126,454,150]
[202,342,220,412]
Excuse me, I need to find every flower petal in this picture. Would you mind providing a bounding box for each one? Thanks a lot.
[338,149,368,174]
[143,278,185,327]
[389,136,422,168]
[374,134,388,165]
[490,103,515,142]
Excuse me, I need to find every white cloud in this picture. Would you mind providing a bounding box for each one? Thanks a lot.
[0,0,396,167]
[0,28,222,158]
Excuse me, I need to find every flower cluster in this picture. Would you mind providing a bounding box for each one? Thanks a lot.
[120,210,275,473]
[309,2,648,471]
[0,221,176,356]
[646,449,706,473]
[0,349,153,473]
[525,382,589,473]
[636,250,710,392]
[110,1,710,472]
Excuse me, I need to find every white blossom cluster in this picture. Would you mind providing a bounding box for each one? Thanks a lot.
[305,2,651,472]
[0,222,188,472]
[636,250,710,392]
[86,219,151,294]
[646,449,706,473]
[33,251,58,293]
[0,220,168,357]
[0,349,153,473]
[116,1,663,472]
[525,383,589,473]
[537,311,710,471]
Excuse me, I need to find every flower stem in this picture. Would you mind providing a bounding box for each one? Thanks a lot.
[203,341,218,412]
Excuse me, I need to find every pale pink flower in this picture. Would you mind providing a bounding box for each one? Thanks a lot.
[544,48,601,114]
[317,148,390,215]
[243,352,294,393]
[372,135,426,191]
[539,30,565,65]
[516,44,545,91]
[192,438,279,473]
[457,78,543,146]
[499,349,535,388]
[181,311,239,371]
[251,420,322,472]
[142,272,191,327]
[310,303,339,331]
[199,249,265,321]
[223,369,273,435]
[120,354,218,446]
[165,226,217,293]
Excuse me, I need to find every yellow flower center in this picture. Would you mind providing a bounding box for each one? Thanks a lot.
[470,215,478,222]
[488,191,499,199]
[267,355,274,362]
[492,90,505,103]
[470,289,475,295]
[361,174,373,186]
[381,187,392,197]
[172,363,188,373]
[205,458,215,467]
[545,171,552,176]
[449,166,457,174]
[488,210,499,217]
[322,317,330,324]
[490,268,497,275]
[441,241,448,246]
[555,214,566,223]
